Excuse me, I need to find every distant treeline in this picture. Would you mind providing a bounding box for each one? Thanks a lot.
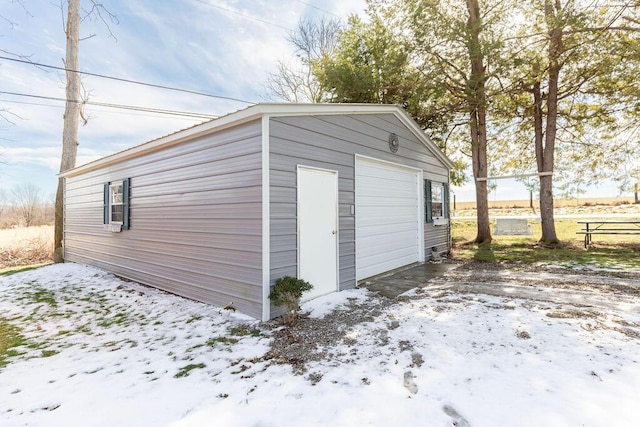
[0,184,54,229]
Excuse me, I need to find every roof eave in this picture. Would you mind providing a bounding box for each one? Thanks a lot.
[60,103,454,178]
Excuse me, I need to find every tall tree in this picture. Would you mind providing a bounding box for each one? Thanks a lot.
[537,0,563,244]
[53,0,117,262]
[497,0,640,244]
[279,4,467,185]
[313,12,450,131]
[403,0,509,243]
[309,6,469,180]
[465,0,492,244]
[54,0,81,262]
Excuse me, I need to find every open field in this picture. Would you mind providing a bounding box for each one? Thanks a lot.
[454,201,640,218]
[0,225,53,270]
[454,196,639,210]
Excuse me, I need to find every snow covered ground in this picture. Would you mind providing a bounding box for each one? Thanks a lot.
[1,263,639,426]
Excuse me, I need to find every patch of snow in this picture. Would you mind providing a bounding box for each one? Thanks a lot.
[302,288,372,319]
[1,263,639,426]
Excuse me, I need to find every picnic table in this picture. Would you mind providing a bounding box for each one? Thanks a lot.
[577,220,640,248]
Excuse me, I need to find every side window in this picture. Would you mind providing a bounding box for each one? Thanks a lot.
[104,178,131,231]
[431,183,444,219]
[425,180,449,223]
[110,182,124,224]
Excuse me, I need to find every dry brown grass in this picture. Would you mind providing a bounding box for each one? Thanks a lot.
[455,196,639,210]
[454,201,640,218]
[0,225,53,269]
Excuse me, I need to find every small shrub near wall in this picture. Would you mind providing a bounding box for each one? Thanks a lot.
[269,276,313,326]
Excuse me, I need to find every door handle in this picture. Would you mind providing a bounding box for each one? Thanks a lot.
[332,230,337,235]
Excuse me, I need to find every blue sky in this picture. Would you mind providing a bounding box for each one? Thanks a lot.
[0,0,625,203]
[0,0,365,199]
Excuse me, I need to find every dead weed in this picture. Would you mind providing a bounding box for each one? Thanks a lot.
[0,236,52,268]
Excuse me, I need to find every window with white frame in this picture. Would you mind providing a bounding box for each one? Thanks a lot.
[109,182,124,224]
[425,180,449,223]
[431,182,444,218]
[103,178,131,230]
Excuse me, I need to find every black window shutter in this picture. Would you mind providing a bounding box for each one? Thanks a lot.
[122,177,131,230]
[425,179,432,223]
[103,182,110,224]
[444,182,450,219]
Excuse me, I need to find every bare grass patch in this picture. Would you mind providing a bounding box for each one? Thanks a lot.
[0,318,25,368]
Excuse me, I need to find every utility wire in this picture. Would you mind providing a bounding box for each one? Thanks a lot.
[292,0,340,18]
[193,0,293,31]
[0,90,217,119]
[0,55,254,105]
[0,99,208,121]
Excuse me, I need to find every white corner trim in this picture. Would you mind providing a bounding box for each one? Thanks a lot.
[261,115,271,322]
[418,169,425,262]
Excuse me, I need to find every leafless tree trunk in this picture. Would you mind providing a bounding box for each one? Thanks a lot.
[466,0,492,244]
[54,0,80,262]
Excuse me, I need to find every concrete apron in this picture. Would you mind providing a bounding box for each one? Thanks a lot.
[361,263,640,315]
[359,262,460,298]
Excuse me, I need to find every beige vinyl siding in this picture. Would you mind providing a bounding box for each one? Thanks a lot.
[269,113,450,291]
[64,120,264,318]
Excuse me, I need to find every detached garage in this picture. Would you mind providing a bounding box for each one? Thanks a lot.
[61,103,453,320]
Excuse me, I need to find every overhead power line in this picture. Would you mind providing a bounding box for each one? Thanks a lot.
[292,0,340,18]
[0,98,205,121]
[0,90,218,119]
[0,55,254,105]
[193,0,293,31]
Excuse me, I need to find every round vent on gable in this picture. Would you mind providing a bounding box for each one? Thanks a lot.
[388,133,399,153]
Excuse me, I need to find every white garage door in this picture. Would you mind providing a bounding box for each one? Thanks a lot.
[355,157,422,280]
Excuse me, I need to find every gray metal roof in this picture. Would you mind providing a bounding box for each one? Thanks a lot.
[60,103,454,178]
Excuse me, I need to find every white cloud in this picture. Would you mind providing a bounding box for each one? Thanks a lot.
[2,146,61,170]
[0,1,361,196]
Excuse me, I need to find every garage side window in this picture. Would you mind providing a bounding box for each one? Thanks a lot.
[425,180,449,223]
[103,178,131,230]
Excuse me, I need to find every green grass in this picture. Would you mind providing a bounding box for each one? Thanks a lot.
[228,325,263,337]
[0,263,50,276]
[206,336,239,346]
[174,363,206,378]
[452,218,640,269]
[0,318,26,368]
[14,285,58,308]
[97,312,130,328]
[31,288,57,306]
[185,315,202,324]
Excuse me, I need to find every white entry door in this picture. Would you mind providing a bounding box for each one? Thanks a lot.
[298,166,338,300]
